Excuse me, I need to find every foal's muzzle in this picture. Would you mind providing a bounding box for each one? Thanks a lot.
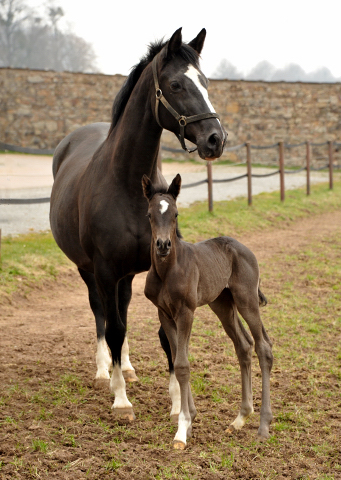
[156,238,171,257]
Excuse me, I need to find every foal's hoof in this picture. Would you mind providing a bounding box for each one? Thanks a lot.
[173,440,186,450]
[113,407,136,422]
[123,370,139,383]
[93,378,110,391]
[226,424,237,435]
[170,414,179,424]
[257,426,270,441]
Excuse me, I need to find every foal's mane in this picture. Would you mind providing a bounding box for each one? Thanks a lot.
[107,39,200,136]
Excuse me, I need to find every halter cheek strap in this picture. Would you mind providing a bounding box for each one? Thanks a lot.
[152,54,220,153]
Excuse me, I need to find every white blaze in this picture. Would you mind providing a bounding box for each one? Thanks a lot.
[160,200,169,214]
[184,65,220,124]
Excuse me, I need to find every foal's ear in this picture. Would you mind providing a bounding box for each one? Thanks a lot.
[188,28,206,55]
[142,174,155,200]
[165,27,182,59]
[167,174,181,199]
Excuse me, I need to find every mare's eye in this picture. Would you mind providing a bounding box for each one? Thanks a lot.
[170,81,182,92]
[147,213,151,219]
[175,213,179,218]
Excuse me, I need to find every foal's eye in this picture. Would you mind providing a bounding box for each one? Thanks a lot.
[175,213,179,218]
[170,81,182,92]
[147,213,151,219]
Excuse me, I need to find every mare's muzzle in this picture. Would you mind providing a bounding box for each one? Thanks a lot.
[156,238,171,257]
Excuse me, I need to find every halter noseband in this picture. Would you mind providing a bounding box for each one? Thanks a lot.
[152,54,220,153]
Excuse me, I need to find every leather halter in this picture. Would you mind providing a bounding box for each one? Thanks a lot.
[152,54,220,153]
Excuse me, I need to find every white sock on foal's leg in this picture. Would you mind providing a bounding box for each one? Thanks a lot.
[169,372,181,421]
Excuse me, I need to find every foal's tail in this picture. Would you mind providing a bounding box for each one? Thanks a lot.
[258,287,267,307]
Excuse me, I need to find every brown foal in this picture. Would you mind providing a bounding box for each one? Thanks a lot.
[142,173,273,449]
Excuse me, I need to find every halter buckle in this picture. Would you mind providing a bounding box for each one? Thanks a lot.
[179,116,187,127]
[156,89,162,99]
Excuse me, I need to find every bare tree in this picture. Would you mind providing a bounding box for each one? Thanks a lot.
[0,0,98,72]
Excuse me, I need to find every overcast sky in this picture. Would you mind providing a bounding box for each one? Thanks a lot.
[25,0,341,79]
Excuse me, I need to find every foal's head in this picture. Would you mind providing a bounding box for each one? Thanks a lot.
[142,174,182,258]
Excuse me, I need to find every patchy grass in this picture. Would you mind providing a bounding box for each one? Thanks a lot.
[0,181,340,478]
[179,180,341,242]
[0,231,72,302]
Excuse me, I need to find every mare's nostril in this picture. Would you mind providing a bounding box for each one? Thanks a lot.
[208,133,219,148]
[156,239,161,248]
[167,240,171,249]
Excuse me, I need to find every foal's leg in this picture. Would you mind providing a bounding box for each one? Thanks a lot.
[94,263,135,421]
[232,285,273,439]
[158,308,196,449]
[78,268,111,389]
[209,288,254,432]
[118,275,138,382]
[158,326,180,423]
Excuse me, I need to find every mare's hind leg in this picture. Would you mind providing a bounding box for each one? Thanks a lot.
[158,326,181,423]
[231,284,273,439]
[78,268,111,389]
[118,275,138,382]
[209,288,254,433]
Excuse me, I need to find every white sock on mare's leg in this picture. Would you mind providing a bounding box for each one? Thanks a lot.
[121,336,135,372]
[110,363,133,410]
[95,337,111,379]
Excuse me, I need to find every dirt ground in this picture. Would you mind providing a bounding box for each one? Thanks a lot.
[1,210,341,479]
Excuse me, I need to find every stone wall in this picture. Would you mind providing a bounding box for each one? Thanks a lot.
[1,67,340,165]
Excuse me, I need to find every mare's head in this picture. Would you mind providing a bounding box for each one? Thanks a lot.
[111,28,226,160]
[152,28,226,160]
[142,174,182,258]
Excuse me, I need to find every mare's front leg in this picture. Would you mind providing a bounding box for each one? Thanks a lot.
[209,288,254,432]
[95,262,135,421]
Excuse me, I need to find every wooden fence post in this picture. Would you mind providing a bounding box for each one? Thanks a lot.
[279,141,285,202]
[246,142,252,205]
[207,161,213,212]
[328,141,334,190]
[306,141,311,195]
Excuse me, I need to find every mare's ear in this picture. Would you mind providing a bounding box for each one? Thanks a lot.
[164,27,182,59]
[188,28,206,55]
[142,174,155,200]
[167,173,181,199]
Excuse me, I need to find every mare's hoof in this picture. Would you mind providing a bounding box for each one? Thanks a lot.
[93,378,110,391]
[123,370,139,383]
[113,407,136,422]
[173,440,186,450]
[170,414,179,424]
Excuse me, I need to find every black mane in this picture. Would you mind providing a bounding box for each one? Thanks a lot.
[108,39,200,136]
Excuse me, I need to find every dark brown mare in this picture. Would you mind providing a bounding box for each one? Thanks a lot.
[50,28,226,420]
[143,174,273,449]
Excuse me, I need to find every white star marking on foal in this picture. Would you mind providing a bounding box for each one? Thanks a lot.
[160,200,169,214]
